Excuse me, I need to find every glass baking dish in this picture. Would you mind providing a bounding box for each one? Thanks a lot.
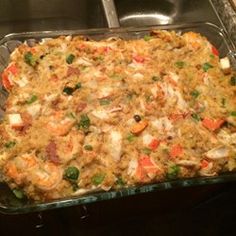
[0,22,236,214]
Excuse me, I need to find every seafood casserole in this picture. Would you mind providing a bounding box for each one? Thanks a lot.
[0,30,236,201]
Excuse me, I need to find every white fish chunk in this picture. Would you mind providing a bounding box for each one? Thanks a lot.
[205,146,229,160]
[177,160,198,167]
[151,117,173,132]
[128,159,138,176]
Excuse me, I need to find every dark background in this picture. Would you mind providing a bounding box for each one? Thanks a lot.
[1,182,236,236]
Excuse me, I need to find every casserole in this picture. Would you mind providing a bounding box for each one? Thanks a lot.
[0,22,236,214]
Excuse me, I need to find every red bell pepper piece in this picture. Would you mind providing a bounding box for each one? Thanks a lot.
[202,118,224,131]
[170,144,183,158]
[212,46,219,56]
[148,139,160,151]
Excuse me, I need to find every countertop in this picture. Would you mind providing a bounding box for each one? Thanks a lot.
[212,0,236,44]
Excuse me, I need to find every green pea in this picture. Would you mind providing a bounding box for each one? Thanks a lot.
[12,189,25,199]
[24,52,37,66]
[166,165,180,179]
[26,95,38,104]
[91,173,105,186]
[64,166,80,181]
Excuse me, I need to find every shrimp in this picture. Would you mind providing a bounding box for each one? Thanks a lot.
[29,162,63,191]
[4,153,62,191]
[4,162,23,184]
[56,131,83,163]
[46,111,75,136]
[4,153,37,184]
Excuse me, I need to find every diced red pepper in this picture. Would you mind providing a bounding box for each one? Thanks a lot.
[133,55,145,63]
[50,75,59,81]
[78,44,86,50]
[202,118,224,131]
[171,112,189,121]
[76,102,87,113]
[212,46,219,56]
[103,46,112,53]
[170,144,183,158]
[169,113,184,122]
[200,160,209,169]
[148,139,160,151]
[30,47,36,53]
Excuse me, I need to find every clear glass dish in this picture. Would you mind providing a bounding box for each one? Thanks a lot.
[0,22,236,214]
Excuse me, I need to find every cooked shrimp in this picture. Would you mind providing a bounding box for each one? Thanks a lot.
[4,153,38,184]
[30,162,63,191]
[46,111,75,136]
[56,131,83,163]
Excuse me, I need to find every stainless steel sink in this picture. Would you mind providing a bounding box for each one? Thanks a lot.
[0,0,108,37]
[0,0,224,37]
[115,0,222,27]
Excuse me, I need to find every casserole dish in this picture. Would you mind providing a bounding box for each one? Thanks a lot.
[0,22,236,214]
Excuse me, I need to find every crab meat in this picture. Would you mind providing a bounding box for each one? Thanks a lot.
[169,72,179,83]
[76,57,93,66]
[127,159,138,176]
[177,160,198,167]
[108,106,123,113]
[161,82,187,110]
[108,130,122,162]
[151,117,173,134]
[199,161,216,176]
[26,103,41,117]
[205,146,229,160]
[92,109,109,120]
[12,76,29,88]
[217,130,236,146]
[97,86,113,99]
[132,73,144,80]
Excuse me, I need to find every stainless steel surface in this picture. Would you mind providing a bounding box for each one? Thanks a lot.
[101,0,120,28]
[0,0,226,38]
[114,0,222,27]
[0,0,108,37]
